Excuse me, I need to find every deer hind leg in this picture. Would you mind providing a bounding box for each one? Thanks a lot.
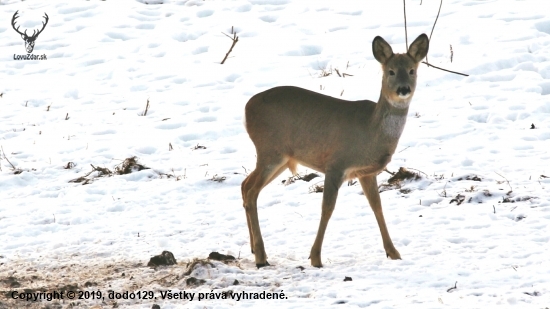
[358,175,401,260]
[309,170,344,267]
[241,176,255,255]
[241,162,288,255]
[241,154,289,267]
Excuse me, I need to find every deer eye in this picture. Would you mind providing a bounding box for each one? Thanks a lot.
[389,70,395,76]
[409,69,415,75]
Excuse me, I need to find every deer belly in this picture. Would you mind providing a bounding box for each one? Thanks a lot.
[346,154,392,179]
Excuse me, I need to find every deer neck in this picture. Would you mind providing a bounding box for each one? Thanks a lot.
[373,93,410,142]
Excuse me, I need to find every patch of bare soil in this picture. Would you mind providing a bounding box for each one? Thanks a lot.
[0,252,240,308]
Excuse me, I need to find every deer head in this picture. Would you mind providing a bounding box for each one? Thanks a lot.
[12,11,49,54]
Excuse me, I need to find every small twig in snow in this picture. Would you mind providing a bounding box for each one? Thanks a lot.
[1,146,17,170]
[220,29,239,64]
[141,99,150,116]
[446,281,458,293]
[495,171,512,194]
[398,146,410,153]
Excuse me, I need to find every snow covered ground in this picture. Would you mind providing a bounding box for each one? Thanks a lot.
[1,0,549,308]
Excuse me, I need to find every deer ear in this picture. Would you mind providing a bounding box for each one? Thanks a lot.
[408,34,429,63]
[372,36,394,64]
[20,35,25,39]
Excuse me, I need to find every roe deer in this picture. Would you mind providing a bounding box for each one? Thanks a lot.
[241,34,429,268]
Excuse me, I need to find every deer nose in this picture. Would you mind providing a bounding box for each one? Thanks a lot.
[396,86,411,96]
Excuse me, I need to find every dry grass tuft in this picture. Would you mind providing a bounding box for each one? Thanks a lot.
[379,167,421,192]
[183,258,214,276]
[309,182,324,193]
[209,174,226,182]
[69,157,149,185]
[283,172,320,185]
[114,157,149,175]
[387,167,421,185]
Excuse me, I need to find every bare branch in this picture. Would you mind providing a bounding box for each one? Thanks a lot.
[426,0,443,64]
[403,0,408,51]
[407,0,465,83]
[421,61,469,76]
[221,32,235,40]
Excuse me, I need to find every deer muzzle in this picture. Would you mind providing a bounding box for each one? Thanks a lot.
[396,86,411,99]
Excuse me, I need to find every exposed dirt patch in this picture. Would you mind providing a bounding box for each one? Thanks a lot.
[147,251,177,267]
[0,254,240,308]
[208,252,236,262]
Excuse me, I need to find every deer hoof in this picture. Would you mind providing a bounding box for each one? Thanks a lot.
[386,250,401,260]
[256,261,270,269]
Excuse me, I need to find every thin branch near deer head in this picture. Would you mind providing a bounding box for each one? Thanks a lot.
[12,10,49,54]
[241,34,429,268]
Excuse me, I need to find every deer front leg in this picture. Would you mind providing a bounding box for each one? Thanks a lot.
[310,171,344,267]
[359,175,401,260]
